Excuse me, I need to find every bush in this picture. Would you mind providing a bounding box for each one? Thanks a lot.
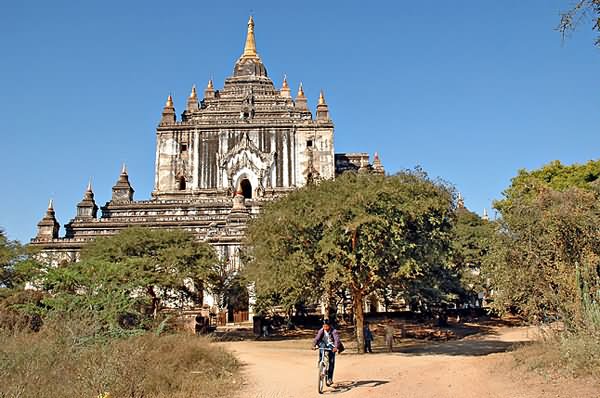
[516,329,600,377]
[0,289,45,332]
[0,316,240,398]
[515,266,600,377]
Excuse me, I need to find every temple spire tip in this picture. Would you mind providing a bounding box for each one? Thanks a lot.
[242,15,258,59]
[318,90,326,105]
[297,82,305,97]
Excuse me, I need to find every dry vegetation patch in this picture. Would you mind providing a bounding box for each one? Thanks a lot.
[514,329,600,379]
[0,318,241,398]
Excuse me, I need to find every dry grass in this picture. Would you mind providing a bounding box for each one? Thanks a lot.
[514,329,600,378]
[0,317,241,398]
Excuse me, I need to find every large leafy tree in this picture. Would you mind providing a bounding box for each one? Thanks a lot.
[245,171,455,353]
[41,227,219,330]
[489,187,600,323]
[490,159,600,322]
[494,159,600,214]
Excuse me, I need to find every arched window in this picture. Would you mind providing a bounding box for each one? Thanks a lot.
[240,178,252,199]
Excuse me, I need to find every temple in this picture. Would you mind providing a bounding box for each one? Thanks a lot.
[30,17,384,321]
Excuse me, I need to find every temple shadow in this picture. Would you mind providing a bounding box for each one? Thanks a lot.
[327,379,390,394]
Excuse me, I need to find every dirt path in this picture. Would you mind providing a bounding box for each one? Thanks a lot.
[224,326,599,398]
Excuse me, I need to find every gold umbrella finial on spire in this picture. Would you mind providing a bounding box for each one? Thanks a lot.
[297,82,305,98]
[242,15,258,58]
[318,90,326,105]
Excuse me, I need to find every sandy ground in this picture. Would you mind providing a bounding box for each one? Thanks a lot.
[224,326,600,398]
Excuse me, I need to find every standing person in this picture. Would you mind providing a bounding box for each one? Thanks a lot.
[364,321,374,353]
[384,319,395,352]
[313,319,342,386]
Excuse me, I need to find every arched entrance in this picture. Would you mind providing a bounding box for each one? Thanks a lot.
[240,178,252,199]
[226,276,250,324]
[177,176,186,190]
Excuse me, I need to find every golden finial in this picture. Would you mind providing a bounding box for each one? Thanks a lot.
[87,178,93,192]
[165,95,173,108]
[48,198,54,210]
[280,75,291,98]
[207,79,214,90]
[282,74,289,89]
[242,15,258,58]
[121,163,127,175]
[190,85,197,98]
[318,90,326,105]
[297,82,305,98]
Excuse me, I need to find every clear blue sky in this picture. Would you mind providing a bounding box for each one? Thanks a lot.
[1,1,598,242]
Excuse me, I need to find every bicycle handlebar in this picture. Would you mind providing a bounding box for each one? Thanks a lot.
[315,345,335,352]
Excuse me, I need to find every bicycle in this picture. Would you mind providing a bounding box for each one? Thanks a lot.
[316,346,334,394]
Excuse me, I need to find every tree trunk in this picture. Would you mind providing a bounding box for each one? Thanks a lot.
[353,289,365,354]
[327,293,338,321]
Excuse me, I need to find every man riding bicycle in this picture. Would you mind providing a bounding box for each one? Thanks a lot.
[313,319,342,386]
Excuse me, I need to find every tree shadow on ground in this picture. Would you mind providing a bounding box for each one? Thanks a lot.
[327,379,390,394]
[395,339,531,356]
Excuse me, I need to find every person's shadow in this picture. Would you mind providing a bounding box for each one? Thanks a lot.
[328,379,389,394]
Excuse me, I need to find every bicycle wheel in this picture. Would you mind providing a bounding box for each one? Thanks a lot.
[318,361,325,394]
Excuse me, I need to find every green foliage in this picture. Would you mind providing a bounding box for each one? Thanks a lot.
[490,186,600,322]
[36,227,219,335]
[0,229,26,289]
[490,160,600,322]
[494,159,600,214]
[476,159,600,375]
[245,171,455,351]
[577,265,600,331]
[451,208,495,297]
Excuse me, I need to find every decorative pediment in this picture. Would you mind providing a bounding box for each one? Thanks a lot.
[216,131,276,193]
[218,131,271,168]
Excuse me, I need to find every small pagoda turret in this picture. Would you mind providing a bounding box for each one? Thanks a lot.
[316,90,330,121]
[75,180,98,219]
[36,199,60,240]
[160,95,176,125]
[111,164,135,202]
